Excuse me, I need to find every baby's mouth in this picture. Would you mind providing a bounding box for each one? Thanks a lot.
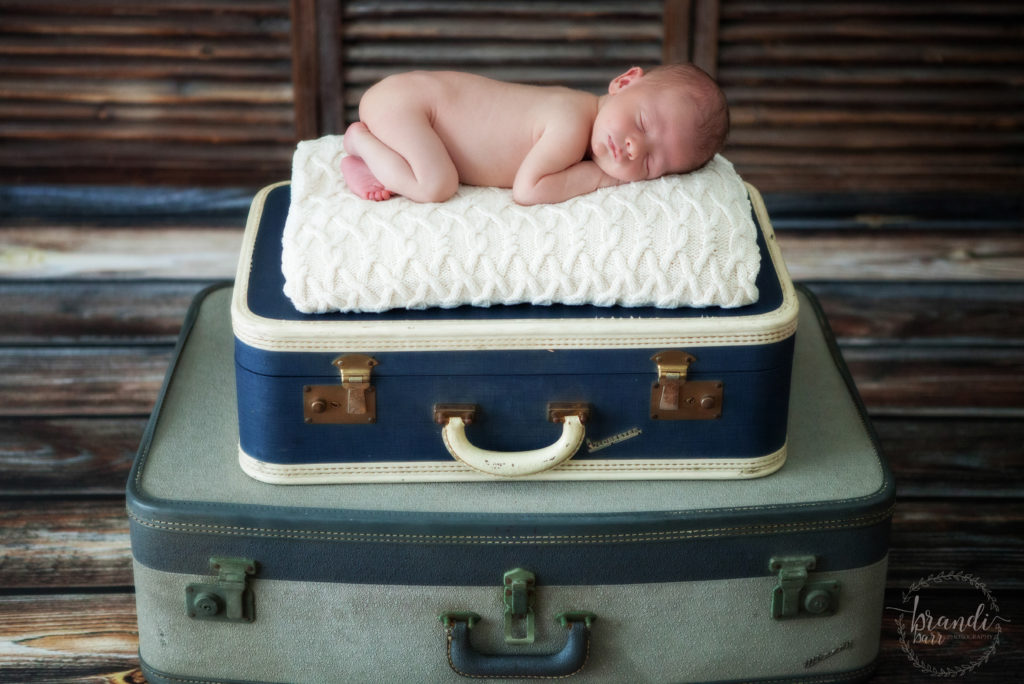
[607,136,620,161]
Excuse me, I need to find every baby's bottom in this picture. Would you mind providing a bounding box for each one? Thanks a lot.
[341,112,459,203]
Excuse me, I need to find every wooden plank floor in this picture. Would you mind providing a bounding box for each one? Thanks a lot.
[1,189,1022,682]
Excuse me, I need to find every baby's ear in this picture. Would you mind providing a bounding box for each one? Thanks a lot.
[609,66,645,93]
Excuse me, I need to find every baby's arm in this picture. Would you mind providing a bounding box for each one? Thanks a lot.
[512,124,623,205]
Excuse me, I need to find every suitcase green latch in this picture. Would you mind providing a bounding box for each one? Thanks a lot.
[185,557,256,623]
[439,569,596,647]
[503,568,536,644]
[770,556,839,620]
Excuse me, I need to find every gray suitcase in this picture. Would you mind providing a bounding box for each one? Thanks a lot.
[128,284,893,684]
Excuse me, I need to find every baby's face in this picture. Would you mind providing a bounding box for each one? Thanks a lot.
[591,75,701,183]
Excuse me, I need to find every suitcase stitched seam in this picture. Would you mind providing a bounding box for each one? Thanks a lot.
[238,324,797,352]
[242,457,784,472]
[239,451,786,476]
[128,507,893,543]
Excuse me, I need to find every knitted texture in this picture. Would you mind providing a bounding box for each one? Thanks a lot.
[281,135,760,313]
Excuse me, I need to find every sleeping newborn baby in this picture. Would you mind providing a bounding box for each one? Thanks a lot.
[340,64,729,206]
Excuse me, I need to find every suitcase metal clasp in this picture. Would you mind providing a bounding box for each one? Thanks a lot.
[303,354,378,424]
[503,568,536,644]
[769,556,840,620]
[439,569,596,678]
[185,557,256,623]
[650,351,723,420]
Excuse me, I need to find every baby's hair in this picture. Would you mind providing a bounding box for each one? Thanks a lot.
[645,63,730,170]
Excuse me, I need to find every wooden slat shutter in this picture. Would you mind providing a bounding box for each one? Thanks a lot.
[703,1,1024,192]
[336,1,665,125]
[5,1,1019,192]
[0,0,296,185]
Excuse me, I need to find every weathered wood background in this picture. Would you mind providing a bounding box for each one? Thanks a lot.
[1,1,1022,682]
[3,0,1021,191]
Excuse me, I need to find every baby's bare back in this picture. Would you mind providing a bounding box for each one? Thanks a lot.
[361,71,594,188]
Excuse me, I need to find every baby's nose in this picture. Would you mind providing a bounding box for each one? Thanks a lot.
[625,137,641,160]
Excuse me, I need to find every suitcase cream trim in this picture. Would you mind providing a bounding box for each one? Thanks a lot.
[238,442,786,484]
[231,182,798,353]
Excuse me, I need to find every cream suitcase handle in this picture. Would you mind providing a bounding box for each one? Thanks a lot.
[435,403,589,477]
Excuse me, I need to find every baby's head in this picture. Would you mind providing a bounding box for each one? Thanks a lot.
[591,63,729,183]
[644,64,730,167]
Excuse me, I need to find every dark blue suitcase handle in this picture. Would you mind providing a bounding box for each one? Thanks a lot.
[445,619,591,678]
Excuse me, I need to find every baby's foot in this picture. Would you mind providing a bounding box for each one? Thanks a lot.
[341,155,392,201]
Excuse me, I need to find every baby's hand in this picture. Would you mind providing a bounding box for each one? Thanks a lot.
[514,160,626,205]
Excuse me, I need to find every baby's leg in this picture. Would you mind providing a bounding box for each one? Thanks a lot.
[343,106,459,204]
[340,134,391,201]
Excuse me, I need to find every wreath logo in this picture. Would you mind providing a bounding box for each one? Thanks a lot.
[888,571,1009,677]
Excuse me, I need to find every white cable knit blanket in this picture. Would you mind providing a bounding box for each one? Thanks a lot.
[281,135,760,313]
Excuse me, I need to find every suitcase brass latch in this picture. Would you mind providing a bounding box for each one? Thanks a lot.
[185,557,256,623]
[769,556,840,620]
[650,351,723,420]
[303,354,378,424]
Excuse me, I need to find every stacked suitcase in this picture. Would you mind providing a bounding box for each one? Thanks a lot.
[129,183,893,683]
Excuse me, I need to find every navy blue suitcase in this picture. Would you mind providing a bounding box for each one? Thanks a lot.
[131,284,891,683]
[231,183,798,483]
